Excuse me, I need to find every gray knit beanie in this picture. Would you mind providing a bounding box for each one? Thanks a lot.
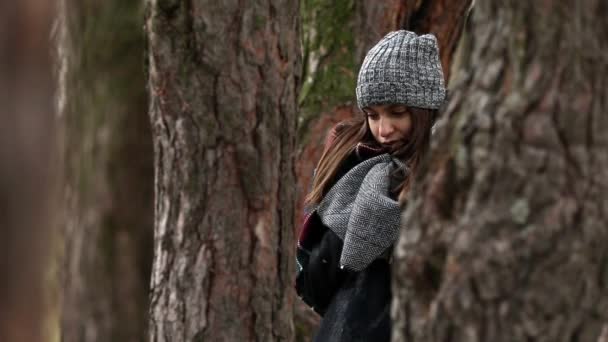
[356,30,446,110]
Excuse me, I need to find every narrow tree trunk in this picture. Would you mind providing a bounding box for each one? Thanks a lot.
[145,1,300,341]
[57,1,153,341]
[393,1,608,341]
[0,2,55,341]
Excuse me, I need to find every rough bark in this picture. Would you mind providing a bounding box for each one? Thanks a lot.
[145,1,300,341]
[353,1,406,63]
[57,1,153,341]
[398,0,473,82]
[0,2,56,342]
[393,1,608,341]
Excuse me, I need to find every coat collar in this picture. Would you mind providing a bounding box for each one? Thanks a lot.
[354,141,389,161]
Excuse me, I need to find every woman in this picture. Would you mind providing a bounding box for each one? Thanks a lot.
[295,30,446,341]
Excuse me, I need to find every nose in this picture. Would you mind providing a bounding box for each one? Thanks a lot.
[378,118,395,140]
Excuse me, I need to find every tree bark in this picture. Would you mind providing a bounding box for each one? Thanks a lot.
[145,1,300,341]
[398,0,472,82]
[0,1,56,341]
[57,1,153,341]
[393,1,608,341]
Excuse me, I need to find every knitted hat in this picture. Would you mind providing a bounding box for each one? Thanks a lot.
[356,30,446,110]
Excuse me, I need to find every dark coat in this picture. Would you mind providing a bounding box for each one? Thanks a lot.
[295,129,394,342]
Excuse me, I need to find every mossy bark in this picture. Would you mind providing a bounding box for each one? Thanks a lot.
[393,1,608,341]
[57,1,153,341]
[145,1,300,341]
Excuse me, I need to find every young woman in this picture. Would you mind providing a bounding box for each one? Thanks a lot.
[295,30,446,341]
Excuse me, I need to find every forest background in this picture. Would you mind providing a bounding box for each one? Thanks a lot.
[1,0,607,341]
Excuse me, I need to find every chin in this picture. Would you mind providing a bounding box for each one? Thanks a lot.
[381,139,409,151]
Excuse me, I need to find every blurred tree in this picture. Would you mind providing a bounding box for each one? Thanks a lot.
[393,1,608,341]
[0,1,55,342]
[145,1,300,341]
[56,1,153,341]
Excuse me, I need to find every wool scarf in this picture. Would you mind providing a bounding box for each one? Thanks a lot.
[314,153,407,272]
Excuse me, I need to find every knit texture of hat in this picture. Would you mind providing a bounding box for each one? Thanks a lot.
[356,30,446,110]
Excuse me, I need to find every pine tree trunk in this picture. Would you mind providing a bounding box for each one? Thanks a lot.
[145,1,301,341]
[393,1,608,341]
[57,1,153,341]
[0,2,55,341]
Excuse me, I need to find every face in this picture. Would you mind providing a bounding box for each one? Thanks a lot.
[363,104,413,145]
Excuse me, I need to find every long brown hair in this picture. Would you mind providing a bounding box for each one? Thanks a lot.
[304,107,436,206]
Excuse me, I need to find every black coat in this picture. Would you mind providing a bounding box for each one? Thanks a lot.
[295,142,393,342]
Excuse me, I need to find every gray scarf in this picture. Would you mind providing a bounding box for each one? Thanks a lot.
[315,153,407,272]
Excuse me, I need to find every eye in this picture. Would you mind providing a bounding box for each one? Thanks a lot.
[365,112,379,120]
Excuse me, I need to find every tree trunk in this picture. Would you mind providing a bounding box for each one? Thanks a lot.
[145,1,300,341]
[0,1,56,341]
[57,1,153,341]
[393,1,608,341]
